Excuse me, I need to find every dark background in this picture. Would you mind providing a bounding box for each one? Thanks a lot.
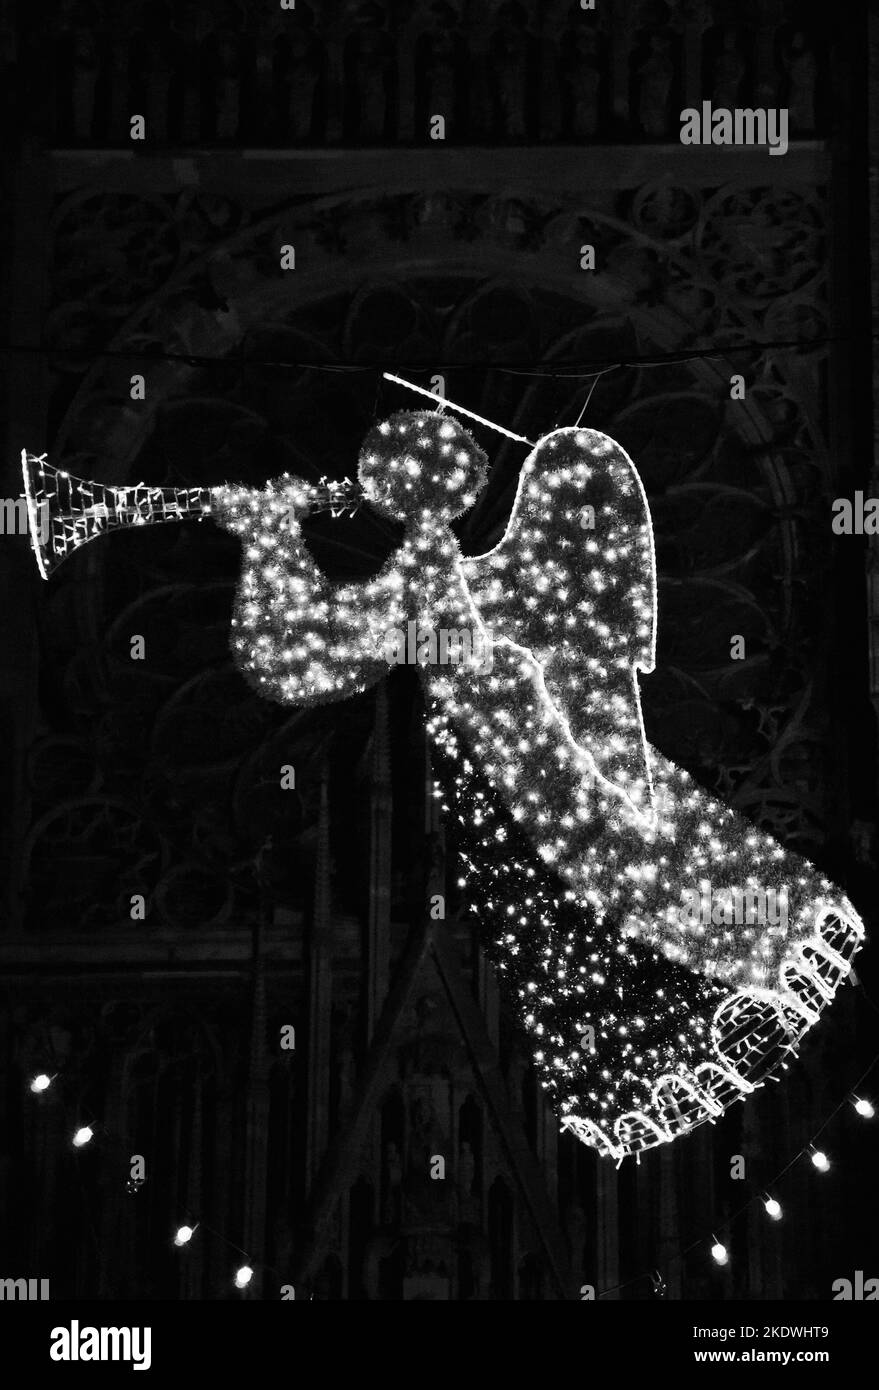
[0,0,877,1300]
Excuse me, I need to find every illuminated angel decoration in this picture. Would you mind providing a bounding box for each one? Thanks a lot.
[22,388,865,1159]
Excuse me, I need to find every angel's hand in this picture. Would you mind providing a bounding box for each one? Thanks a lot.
[211,475,403,707]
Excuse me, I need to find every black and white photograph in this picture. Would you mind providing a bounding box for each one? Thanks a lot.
[0,0,877,1367]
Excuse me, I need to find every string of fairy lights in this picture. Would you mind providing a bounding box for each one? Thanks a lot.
[605,1031,879,1297]
[25,1066,277,1296]
[21,1030,877,1298]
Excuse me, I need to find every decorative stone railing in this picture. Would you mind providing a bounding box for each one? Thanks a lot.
[9,1,828,149]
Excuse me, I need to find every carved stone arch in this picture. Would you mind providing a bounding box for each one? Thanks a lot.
[150,661,276,776]
[20,794,170,932]
[39,169,835,871]
[342,279,425,357]
[444,277,541,358]
[48,176,817,480]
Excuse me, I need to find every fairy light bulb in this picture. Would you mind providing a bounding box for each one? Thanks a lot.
[853,1096,874,1119]
[810,1149,830,1172]
[30,1073,51,1093]
[235,1266,254,1289]
[711,1239,729,1266]
[763,1195,782,1221]
[174,1225,195,1247]
[72,1126,93,1147]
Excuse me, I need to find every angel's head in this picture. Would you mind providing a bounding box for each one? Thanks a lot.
[358,410,489,524]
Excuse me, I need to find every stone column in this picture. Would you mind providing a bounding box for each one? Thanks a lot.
[367,682,391,1042]
[0,141,50,934]
[243,968,270,1295]
[305,770,333,1191]
[867,10,879,751]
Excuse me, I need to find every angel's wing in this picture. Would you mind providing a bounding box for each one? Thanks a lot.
[461,427,657,819]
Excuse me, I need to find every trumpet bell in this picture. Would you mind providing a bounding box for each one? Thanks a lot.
[20,451,211,580]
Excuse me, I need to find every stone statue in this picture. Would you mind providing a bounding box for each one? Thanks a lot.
[785,31,816,134]
[712,30,745,110]
[352,28,393,140]
[565,1201,587,1273]
[214,34,241,140]
[492,6,529,139]
[337,1042,354,1113]
[382,1139,402,1224]
[422,19,458,122]
[286,29,321,140]
[71,28,100,141]
[637,33,674,137]
[457,1138,476,1218]
[563,29,601,140]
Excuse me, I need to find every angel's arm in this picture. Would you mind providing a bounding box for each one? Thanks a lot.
[210,478,405,707]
